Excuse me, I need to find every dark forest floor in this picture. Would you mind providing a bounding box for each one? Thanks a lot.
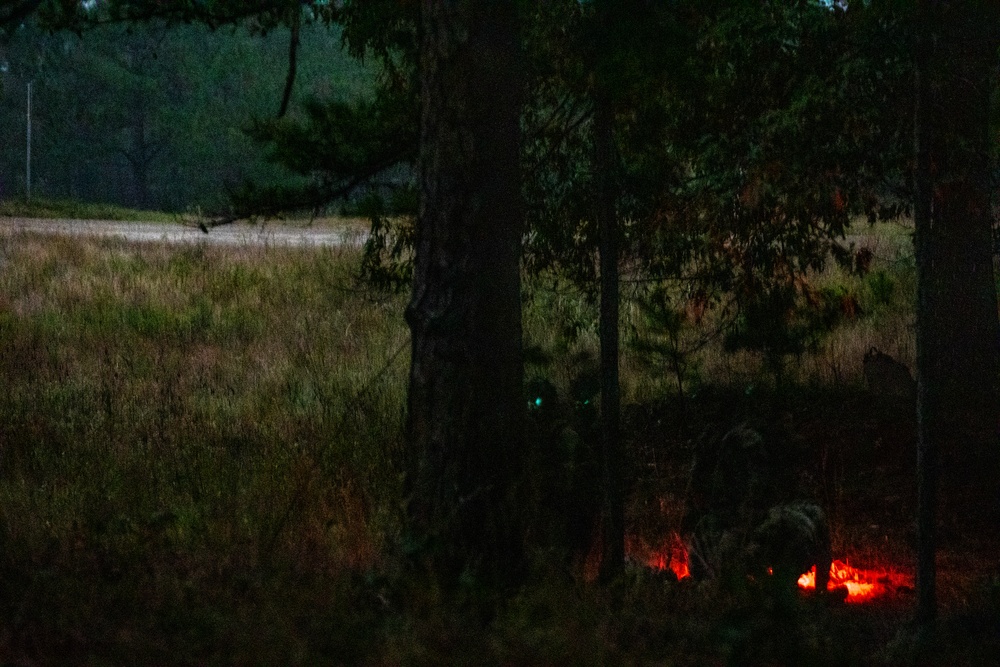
[620,385,1000,665]
[2,387,998,665]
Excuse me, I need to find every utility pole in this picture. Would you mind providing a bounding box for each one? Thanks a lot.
[26,80,32,200]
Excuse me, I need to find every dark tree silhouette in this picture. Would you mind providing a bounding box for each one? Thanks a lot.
[912,0,936,625]
[403,0,527,586]
[0,0,41,28]
[594,77,623,582]
[913,0,1000,626]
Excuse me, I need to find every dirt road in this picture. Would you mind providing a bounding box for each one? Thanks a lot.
[0,216,367,248]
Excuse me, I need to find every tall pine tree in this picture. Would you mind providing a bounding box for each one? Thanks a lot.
[404,0,527,586]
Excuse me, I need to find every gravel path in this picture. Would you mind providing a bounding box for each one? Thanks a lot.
[0,216,367,248]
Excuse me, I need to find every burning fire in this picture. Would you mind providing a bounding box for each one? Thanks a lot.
[626,534,691,581]
[649,544,691,581]
[797,560,913,603]
[630,535,912,603]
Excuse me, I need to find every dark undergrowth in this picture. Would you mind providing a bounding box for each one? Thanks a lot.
[2,375,996,665]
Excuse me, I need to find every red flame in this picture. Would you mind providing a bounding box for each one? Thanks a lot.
[630,535,912,603]
[797,559,912,603]
[627,534,690,580]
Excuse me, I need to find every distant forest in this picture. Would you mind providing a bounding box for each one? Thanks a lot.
[0,18,371,211]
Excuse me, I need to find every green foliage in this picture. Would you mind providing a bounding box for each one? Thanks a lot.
[722,279,862,379]
[39,0,339,31]
[358,193,416,293]
[524,277,600,354]
[234,87,417,220]
[866,269,896,307]
[0,15,371,211]
[526,1,914,374]
[628,286,705,398]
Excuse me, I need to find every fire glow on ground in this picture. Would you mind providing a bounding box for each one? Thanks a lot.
[796,560,913,603]
[630,535,913,603]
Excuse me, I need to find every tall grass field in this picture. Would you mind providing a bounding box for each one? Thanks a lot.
[0,221,998,665]
[0,231,409,663]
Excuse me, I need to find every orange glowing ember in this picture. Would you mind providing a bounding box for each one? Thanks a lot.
[629,535,912,603]
[797,560,912,603]
[628,534,690,580]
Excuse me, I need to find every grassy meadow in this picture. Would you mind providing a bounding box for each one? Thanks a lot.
[0,219,998,665]
[0,231,409,663]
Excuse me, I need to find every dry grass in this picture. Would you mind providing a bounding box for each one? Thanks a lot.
[0,221,996,665]
[0,231,409,663]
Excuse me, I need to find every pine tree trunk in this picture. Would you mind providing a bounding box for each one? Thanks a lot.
[913,0,1000,626]
[404,0,526,586]
[929,6,1000,505]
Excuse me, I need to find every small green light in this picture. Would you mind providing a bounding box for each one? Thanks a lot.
[534,397,543,407]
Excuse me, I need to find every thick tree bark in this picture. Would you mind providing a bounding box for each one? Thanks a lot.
[913,0,1000,626]
[928,5,1000,497]
[405,0,526,586]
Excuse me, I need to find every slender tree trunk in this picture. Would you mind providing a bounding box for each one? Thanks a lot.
[405,0,526,587]
[913,0,937,625]
[277,6,300,119]
[131,101,151,209]
[594,84,624,581]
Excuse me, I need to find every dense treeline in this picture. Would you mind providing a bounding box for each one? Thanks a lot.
[0,17,370,211]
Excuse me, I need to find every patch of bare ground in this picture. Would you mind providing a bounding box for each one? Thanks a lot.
[0,215,369,248]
